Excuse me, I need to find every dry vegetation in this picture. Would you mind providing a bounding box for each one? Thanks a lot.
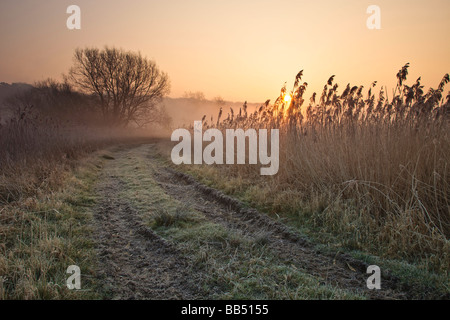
[0,81,164,299]
[0,79,167,203]
[0,62,448,299]
[187,64,450,272]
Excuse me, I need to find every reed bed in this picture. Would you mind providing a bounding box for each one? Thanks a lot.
[0,100,157,299]
[0,105,117,203]
[197,64,449,270]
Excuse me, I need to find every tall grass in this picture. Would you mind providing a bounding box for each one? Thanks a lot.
[200,64,449,270]
[0,105,115,203]
[0,80,165,203]
[0,90,162,298]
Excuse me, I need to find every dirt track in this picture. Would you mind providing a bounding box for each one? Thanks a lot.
[91,143,434,300]
[93,173,206,299]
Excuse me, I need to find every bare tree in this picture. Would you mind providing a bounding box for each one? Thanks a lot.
[68,47,170,126]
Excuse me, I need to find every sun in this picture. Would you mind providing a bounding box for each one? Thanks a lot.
[284,94,292,103]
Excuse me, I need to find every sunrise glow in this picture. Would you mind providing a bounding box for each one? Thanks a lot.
[1,0,449,303]
[1,0,449,103]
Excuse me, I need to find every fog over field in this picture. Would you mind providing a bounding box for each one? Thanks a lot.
[163,96,261,127]
[0,0,449,306]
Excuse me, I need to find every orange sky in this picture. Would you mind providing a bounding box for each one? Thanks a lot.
[1,0,449,102]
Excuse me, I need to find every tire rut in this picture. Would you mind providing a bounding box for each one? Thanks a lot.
[150,159,414,300]
[91,144,440,300]
[93,170,206,300]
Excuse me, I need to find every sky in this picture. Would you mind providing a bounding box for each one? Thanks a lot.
[0,0,449,103]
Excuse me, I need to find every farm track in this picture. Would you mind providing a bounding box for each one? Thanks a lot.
[93,156,206,299]
[150,161,410,300]
[92,143,430,300]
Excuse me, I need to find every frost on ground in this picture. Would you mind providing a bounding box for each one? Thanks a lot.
[91,143,441,300]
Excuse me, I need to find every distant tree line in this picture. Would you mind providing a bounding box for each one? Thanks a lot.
[4,47,171,128]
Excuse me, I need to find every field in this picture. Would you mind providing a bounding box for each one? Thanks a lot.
[0,65,449,300]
